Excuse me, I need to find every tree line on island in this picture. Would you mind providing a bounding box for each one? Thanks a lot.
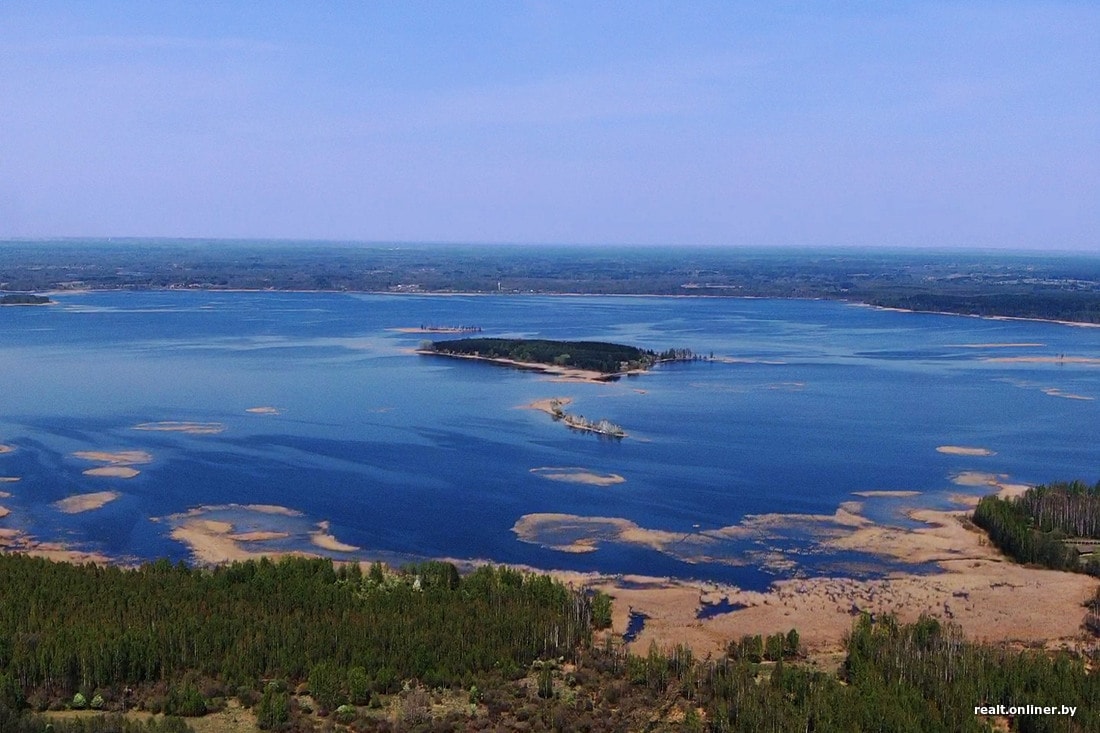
[0,551,1098,731]
[424,338,699,376]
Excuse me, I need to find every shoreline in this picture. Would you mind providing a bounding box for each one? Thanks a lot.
[2,496,1095,660]
[37,286,1100,329]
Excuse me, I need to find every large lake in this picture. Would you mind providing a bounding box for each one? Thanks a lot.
[0,292,1096,590]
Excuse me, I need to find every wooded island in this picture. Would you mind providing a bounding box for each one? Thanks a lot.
[422,337,695,380]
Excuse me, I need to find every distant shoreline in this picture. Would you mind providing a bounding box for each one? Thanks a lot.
[31,286,1100,329]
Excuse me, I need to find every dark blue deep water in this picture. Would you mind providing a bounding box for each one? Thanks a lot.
[0,292,1096,591]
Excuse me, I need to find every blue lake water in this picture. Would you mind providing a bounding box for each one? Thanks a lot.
[0,291,1097,591]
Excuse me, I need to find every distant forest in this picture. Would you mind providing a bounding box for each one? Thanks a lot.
[2,241,1099,323]
[1,554,1098,731]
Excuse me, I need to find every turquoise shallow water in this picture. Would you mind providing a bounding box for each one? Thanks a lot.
[0,291,1096,590]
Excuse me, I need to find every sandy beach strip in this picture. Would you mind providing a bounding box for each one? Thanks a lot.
[936,445,996,456]
[952,343,1046,348]
[53,491,121,514]
[0,477,20,483]
[133,421,226,434]
[246,406,281,415]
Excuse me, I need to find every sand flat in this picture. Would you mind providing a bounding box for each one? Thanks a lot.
[574,507,1097,657]
[937,445,996,456]
[53,491,121,514]
[83,466,141,478]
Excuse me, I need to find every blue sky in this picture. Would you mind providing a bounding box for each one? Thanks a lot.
[1,2,1096,250]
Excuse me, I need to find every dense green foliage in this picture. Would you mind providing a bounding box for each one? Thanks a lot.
[973,480,1100,572]
[427,338,670,374]
[0,556,593,707]
[0,552,1098,731]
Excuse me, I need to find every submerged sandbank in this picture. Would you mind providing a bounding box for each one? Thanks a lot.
[936,445,996,456]
[53,491,121,514]
[530,467,626,486]
[73,450,153,465]
[83,466,141,478]
[133,421,226,434]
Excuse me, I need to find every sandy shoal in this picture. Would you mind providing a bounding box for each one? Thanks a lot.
[246,406,281,415]
[525,397,574,415]
[83,466,141,478]
[53,491,121,514]
[571,508,1097,658]
[73,450,153,465]
[0,444,12,454]
[530,467,626,486]
[133,421,226,435]
[0,491,9,499]
[310,522,359,552]
[0,477,19,483]
[936,445,996,456]
[0,505,9,518]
